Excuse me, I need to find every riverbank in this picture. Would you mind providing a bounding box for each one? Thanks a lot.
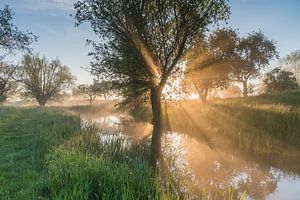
[0,107,165,199]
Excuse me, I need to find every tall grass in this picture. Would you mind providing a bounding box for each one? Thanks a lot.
[37,124,163,200]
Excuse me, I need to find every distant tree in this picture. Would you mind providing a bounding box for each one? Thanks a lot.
[19,54,74,106]
[0,5,37,101]
[93,80,115,100]
[263,67,299,93]
[231,31,278,97]
[76,84,98,104]
[74,81,115,104]
[185,28,236,103]
[75,0,230,165]
[280,50,300,84]
[222,84,242,98]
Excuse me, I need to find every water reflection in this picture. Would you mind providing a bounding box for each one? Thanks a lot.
[81,114,300,200]
[161,132,300,200]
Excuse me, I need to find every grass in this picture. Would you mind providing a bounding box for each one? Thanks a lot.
[0,107,81,199]
[165,90,300,176]
[0,106,165,200]
[38,126,165,200]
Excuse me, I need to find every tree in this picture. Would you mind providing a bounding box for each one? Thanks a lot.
[74,81,115,104]
[19,54,75,106]
[75,0,230,166]
[0,5,37,100]
[0,62,17,98]
[263,67,299,93]
[185,28,236,103]
[280,50,300,84]
[76,84,98,104]
[231,31,278,97]
[0,5,37,59]
[93,80,116,100]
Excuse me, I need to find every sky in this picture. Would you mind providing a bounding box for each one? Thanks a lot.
[1,0,300,84]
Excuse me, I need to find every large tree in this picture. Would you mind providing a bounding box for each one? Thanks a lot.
[19,54,74,106]
[0,5,37,99]
[231,31,278,97]
[74,0,230,166]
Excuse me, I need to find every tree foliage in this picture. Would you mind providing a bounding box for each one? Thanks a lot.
[74,0,230,165]
[89,36,150,111]
[19,54,74,106]
[231,31,278,96]
[185,28,236,103]
[0,5,37,101]
[0,5,37,60]
[75,84,98,104]
[75,81,115,104]
[263,67,299,93]
[0,62,17,97]
[280,50,300,84]
[93,80,116,99]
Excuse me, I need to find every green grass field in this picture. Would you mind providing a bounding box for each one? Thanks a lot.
[0,107,81,199]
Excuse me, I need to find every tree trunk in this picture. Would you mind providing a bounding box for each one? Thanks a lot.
[195,86,209,104]
[199,87,209,103]
[37,97,47,106]
[242,80,248,97]
[150,86,163,167]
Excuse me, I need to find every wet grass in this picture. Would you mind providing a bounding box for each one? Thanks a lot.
[0,107,81,199]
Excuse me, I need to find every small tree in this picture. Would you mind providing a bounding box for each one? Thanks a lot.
[77,84,98,104]
[93,81,115,100]
[263,67,299,93]
[19,54,75,106]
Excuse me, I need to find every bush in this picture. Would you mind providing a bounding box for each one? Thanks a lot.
[263,67,299,93]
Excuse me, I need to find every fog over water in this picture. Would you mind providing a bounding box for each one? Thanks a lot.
[62,100,300,200]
